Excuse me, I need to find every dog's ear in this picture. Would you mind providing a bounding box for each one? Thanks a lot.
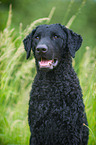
[60,25,83,58]
[23,29,36,59]
[66,28,83,58]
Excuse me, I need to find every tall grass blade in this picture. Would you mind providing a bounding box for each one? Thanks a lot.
[66,0,86,28]
[6,4,12,29]
[47,7,56,23]
[63,0,74,24]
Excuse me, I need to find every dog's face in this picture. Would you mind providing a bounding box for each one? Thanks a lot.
[23,24,82,71]
[32,24,66,71]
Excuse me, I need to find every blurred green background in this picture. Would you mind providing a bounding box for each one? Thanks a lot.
[0,0,96,46]
[0,0,96,144]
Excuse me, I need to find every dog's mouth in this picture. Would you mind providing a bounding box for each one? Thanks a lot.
[38,57,58,70]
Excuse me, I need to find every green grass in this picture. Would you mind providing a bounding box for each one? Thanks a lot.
[77,46,96,144]
[0,4,96,145]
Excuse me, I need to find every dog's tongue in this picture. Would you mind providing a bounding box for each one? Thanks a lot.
[39,59,53,67]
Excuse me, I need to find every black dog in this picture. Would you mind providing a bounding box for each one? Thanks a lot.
[23,24,89,145]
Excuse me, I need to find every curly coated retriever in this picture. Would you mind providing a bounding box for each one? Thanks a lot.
[23,24,89,145]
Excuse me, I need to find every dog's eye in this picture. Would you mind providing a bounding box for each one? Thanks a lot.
[53,35,59,40]
[35,36,39,40]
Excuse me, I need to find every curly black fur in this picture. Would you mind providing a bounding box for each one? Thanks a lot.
[23,24,89,145]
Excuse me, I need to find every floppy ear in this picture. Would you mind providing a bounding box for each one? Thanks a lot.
[66,28,83,58]
[61,25,83,58]
[23,29,36,59]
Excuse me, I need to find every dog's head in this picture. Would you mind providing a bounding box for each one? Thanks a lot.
[23,24,82,71]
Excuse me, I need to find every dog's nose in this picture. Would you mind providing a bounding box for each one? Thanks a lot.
[36,44,48,54]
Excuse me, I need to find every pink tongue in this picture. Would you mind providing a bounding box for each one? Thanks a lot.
[39,60,52,66]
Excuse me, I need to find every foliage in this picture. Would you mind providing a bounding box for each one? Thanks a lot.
[0,1,96,145]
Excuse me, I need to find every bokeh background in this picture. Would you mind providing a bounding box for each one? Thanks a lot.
[0,0,96,144]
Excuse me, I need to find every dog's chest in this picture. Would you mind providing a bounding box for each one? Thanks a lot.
[31,77,69,113]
